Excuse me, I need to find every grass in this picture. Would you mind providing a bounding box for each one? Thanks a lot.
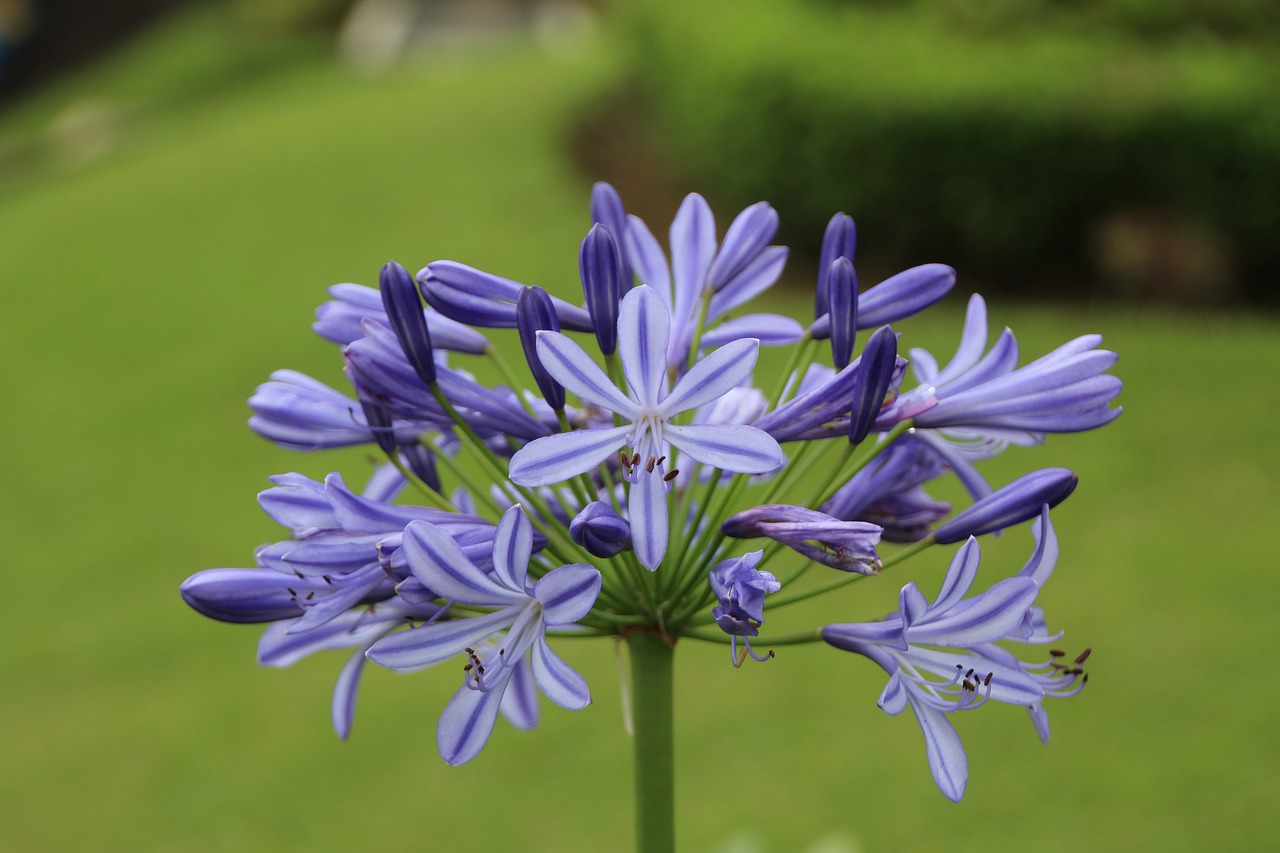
[1,9,1277,852]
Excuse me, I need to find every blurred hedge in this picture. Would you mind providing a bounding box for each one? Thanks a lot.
[617,0,1280,303]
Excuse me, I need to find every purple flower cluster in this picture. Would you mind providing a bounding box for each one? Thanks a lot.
[183,183,1118,796]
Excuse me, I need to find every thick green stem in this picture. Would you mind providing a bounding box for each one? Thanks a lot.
[628,630,676,853]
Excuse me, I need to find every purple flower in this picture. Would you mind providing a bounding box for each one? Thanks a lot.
[508,285,783,569]
[366,506,601,765]
[813,212,857,320]
[708,551,781,666]
[722,504,882,573]
[623,193,797,370]
[822,434,950,542]
[902,294,1122,436]
[822,509,1087,801]
[248,370,433,451]
[313,282,488,352]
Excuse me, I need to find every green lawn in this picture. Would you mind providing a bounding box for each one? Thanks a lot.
[1,12,1276,852]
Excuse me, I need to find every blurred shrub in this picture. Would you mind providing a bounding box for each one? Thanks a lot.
[618,0,1280,303]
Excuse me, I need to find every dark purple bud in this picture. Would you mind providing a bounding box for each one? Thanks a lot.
[579,224,622,355]
[848,325,898,445]
[815,212,857,320]
[569,501,631,558]
[399,441,441,492]
[418,261,594,331]
[590,182,633,286]
[827,257,859,369]
[934,469,1078,544]
[180,569,320,623]
[357,395,398,456]
[379,260,436,386]
[516,285,565,410]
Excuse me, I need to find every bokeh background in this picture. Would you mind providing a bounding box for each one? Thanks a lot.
[2,1,1277,850]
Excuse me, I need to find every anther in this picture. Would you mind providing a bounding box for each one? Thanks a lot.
[664,469,679,482]
[1050,649,1065,657]
[618,449,631,469]
[657,455,666,466]
[322,575,333,585]
[645,456,656,473]
[631,452,641,467]
[983,672,993,686]
[1074,647,1092,665]
[286,587,297,598]
[305,591,315,601]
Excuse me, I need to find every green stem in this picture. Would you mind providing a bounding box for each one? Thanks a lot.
[628,630,675,853]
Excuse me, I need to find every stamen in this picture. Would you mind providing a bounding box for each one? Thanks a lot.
[1050,649,1065,657]
[664,469,679,482]
[1074,647,1092,665]
[645,456,657,473]
[305,591,315,601]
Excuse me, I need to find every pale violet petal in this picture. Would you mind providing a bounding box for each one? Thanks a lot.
[624,214,672,307]
[660,338,759,417]
[365,606,519,671]
[664,424,783,474]
[701,314,804,348]
[531,635,592,710]
[931,537,981,615]
[618,286,671,407]
[670,193,716,339]
[332,647,368,740]
[911,699,968,802]
[1018,507,1058,587]
[437,673,511,765]
[630,470,668,570]
[533,563,602,625]
[907,578,1039,647]
[899,584,929,632]
[509,425,632,487]
[536,331,636,416]
[491,505,533,593]
[707,246,789,317]
[499,660,539,730]
[401,520,520,606]
[934,294,989,386]
[878,670,909,715]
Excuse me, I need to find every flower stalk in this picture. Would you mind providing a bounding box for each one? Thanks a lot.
[628,630,676,853]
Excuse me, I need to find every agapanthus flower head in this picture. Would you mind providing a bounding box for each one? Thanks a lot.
[186,183,1114,819]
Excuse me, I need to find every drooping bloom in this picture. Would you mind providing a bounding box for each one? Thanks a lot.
[509,285,784,569]
[722,504,882,573]
[822,508,1087,800]
[366,505,601,765]
[708,550,780,665]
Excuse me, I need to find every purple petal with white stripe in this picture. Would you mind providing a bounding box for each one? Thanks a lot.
[437,671,511,765]
[535,332,636,417]
[530,635,591,710]
[618,286,670,406]
[508,424,632,487]
[533,563,602,625]
[664,423,783,474]
[401,520,522,605]
[660,338,760,417]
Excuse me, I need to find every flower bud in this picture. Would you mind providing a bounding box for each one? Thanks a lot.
[934,468,1077,544]
[516,285,565,409]
[848,325,898,445]
[579,223,622,355]
[827,257,859,369]
[569,501,631,558]
[379,260,437,386]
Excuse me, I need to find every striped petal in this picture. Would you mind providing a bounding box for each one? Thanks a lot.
[508,425,632,487]
[401,520,520,605]
[630,470,668,570]
[491,505,533,593]
[535,331,636,417]
[664,423,782,474]
[660,338,759,417]
[365,606,519,671]
[533,563,602,625]
[531,635,591,710]
[618,286,670,407]
[437,673,512,765]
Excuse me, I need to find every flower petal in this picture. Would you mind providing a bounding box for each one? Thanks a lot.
[499,659,539,730]
[910,699,968,802]
[534,563,602,625]
[401,520,520,605]
[332,647,368,740]
[437,673,511,765]
[508,425,632,487]
[365,606,519,671]
[530,635,592,710]
[664,424,783,474]
[618,286,671,406]
[701,314,804,348]
[491,505,533,593]
[535,332,636,416]
[660,338,759,417]
[630,470,668,570]
[931,537,981,615]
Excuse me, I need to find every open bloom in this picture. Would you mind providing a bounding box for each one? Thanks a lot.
[366,505,601,765]
[509,285,783,569]
[822,508,1087,801]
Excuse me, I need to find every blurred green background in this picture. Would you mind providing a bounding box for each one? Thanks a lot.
[2,1,1277,850]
